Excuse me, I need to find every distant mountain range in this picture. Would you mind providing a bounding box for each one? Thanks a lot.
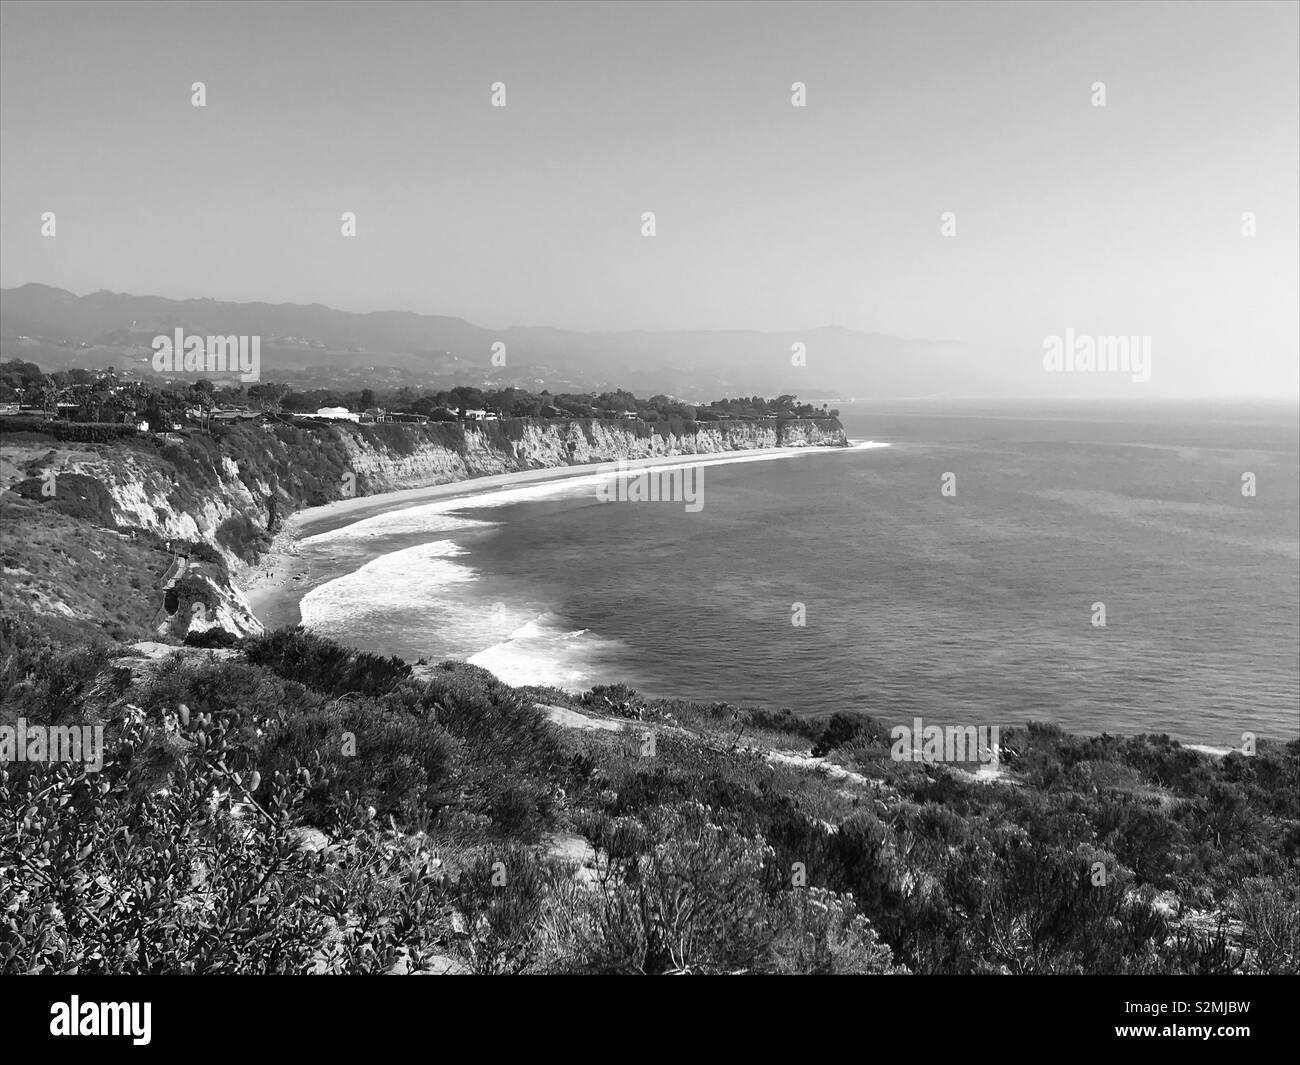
[0,283,1018,400]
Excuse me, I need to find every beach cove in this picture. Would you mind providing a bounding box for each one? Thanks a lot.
[239,443,873,638]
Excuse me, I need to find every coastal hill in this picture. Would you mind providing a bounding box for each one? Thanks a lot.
[0,283,998,400]
[2,614,1296,974]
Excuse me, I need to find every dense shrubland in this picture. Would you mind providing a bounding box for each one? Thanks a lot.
[0,491,167,645]
[1,620,1295,975]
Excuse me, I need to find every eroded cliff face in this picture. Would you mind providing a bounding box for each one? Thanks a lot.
[21,418,843,552]
[152,556,264,643]
[3,418,844,640]
[337,418,846,493]
[102,452,273,549]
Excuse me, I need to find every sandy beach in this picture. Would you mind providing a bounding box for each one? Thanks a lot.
[238,444,862,632]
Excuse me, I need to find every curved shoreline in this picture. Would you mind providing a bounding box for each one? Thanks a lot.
[239,443,875,632]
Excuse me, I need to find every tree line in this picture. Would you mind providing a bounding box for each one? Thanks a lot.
[0,359,839,428]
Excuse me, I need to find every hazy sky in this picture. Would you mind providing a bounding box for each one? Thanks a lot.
[1,0,1297,396]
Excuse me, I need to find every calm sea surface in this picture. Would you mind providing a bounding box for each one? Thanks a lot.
[296,402,1300,746]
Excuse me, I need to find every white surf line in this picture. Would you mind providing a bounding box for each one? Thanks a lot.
[303,442,885,545]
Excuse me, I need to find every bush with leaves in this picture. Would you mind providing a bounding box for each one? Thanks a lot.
[1235,875,1300,974]
[1,703,323,973]
[566,803,774,974]
[810,711,893,758]
[581,682,642,718]
[767,887,904,974]
[243,627,412,698]
[0,698,456,973]
[422,663,565,840]
[215,513,269,562]
[448,844,563,974]
[183,627,241,649]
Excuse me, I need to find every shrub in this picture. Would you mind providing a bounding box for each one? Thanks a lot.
[0,706,327,973]
[422,663,564,839]
[767,887,904,974]
[243,627,412,698]
[1235,876,1300,974]
[0,419,139,443]
[183,627,241,649]
[215,513,270,561]
[171,539,225,566]
[811,711,892,758]
[567,804,774,974]
[167,574,219,622]
[13,473,118,528]
[581,682,641,718]
[449,844,560,974]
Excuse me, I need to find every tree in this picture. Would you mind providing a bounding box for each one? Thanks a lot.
[188,380,217,429]
[249,382,290,413]
[510,394,544,417]
[39,379,59,419]
[144,391,181,432]
[87,382,115,423]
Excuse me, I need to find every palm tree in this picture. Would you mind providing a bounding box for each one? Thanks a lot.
[189,381,216,430]
[87,384,112,423]
[39,380,58,420]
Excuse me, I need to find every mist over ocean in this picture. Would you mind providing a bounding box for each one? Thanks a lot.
[298,402,1300,747]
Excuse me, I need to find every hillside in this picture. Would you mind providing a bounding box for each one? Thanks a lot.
[1,624,1295,974]
[0,284,998,400]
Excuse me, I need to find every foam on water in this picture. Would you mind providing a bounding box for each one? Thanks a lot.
[300,539,476,632]
[293,446,863,685]
[303,509,489,547]
[468,610,621,690]
[304,445,858,550]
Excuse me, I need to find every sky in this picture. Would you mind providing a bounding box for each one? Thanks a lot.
[1,0,1297,397]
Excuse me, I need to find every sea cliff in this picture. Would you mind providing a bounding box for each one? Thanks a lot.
[0,416,845,642]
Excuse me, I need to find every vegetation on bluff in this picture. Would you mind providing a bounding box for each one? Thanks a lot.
[0,357,840,427]
[1,620,1295,975]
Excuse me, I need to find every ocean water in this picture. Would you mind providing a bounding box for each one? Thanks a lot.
[297,402,1300,746]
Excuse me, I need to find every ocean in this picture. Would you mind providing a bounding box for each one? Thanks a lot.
[293,402,1300,746]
